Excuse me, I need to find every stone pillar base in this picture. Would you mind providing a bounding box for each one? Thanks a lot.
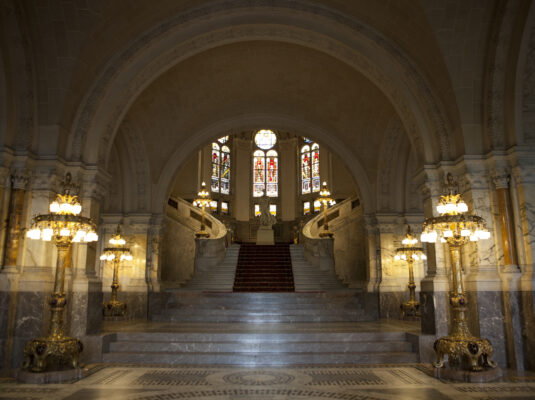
[16,367,84,384]
[434,366,502,382]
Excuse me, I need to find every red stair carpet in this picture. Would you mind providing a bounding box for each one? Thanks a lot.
[233,244,295,292]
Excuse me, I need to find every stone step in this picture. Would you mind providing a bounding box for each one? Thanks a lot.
[102,351,418,365]
[152,314,368,323]
[109,340,412,353]
[113,331,407,342]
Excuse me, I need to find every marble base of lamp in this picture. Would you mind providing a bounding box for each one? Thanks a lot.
[400,300,420,319]
[102,299,127,318]
[23,336,83,373]
[256,226,274,245]
[434,365,502,382]
[17,367,84,383]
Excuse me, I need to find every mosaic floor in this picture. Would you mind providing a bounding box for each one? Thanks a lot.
[1,365,535,400]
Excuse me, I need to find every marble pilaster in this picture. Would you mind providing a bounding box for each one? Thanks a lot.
[458,160,506,366]
[416,167,449,336]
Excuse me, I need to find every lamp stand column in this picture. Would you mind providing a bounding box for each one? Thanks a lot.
[23,242,83,372]
[195,203,210,238]
[433,243,497,371]
[103,258,126,317]
[319,203,333,238]
[401,258,419,318]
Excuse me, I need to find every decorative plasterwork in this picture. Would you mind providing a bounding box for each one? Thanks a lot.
[4,1,36,152]
[68,1,453,167]
[377,116,405,212]
[116,118,151,212]
[522,23,535,144]
[484,0,519,149]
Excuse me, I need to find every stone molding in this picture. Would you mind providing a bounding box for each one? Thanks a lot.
[68,1,452,167]
[484,0,519,150]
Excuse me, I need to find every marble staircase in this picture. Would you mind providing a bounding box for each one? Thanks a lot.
[290,244,347,291]
[151,292,372,323]
[179,244,240,291]
[102,325,419,365]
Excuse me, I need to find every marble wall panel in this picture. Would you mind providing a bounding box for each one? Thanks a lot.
[379,291,407,319]
[419,291,449,336]
[468,291,507,367]
[520,290,535,370]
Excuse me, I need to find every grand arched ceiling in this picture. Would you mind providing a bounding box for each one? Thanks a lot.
[118,40,396,187]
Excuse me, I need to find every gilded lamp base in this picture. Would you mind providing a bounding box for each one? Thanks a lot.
[23,335,83,373]
[319,231,333,238]
[103,299,127,317]
[400,300,420,319]
[433,334,497,372]
[195,230,210,238]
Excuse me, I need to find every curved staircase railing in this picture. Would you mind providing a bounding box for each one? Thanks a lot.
[301,195,360,281]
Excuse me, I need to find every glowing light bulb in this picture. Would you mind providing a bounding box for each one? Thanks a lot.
[401,254,407,260]
[421,254,427,260]
[443,230,453,237]
[60,228,70,237]
[72,203,82,215]
[412,254,419,260]
[395,255,400,261]
[461,229,471,237]
[436,204,446,214]
[49,202,60,213]
[457,202,468,212]
[100,254,107,260]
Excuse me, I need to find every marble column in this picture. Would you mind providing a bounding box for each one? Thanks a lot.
[460,161,506,367]
[495,175,518,268]
[416,168,450,337]
[376,214,406,319]
[0,171,29,369]
[362,215,380,319]
[510,153,535,370]
[2,173,29,270]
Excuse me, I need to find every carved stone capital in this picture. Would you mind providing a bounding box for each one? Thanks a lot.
[493,174,510,189]
[10,170,29,190]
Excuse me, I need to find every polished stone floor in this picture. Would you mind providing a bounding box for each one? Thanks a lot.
[101,319,422,334]
[1,364,535,400]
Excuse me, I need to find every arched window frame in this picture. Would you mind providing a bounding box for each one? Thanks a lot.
[252,130,278,198]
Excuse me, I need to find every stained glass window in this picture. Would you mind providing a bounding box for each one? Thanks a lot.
[269,204,277,216]
[210,200,218,212]
[266,150,278,197]
[254,204,261,216]
[311,143,320,192]
[314,200,321,212]
[253,131,278,198]
[254,129,277,150]
[253,150,265,197]
[211,143,220,192]
[211,137,231,194]
[221,201,229,214]
[221,145,230,194]
[303,201,311,215]
[301,145,311,194]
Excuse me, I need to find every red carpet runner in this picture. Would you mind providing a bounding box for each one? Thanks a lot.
[233,244,295,292]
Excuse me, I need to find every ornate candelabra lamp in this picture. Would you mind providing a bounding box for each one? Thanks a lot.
[100,225,132,317]
[395,227,427,318]
[318,181,334,238]
[421,173,496,372]
[193,181,211,238]
[23,174,98,372]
